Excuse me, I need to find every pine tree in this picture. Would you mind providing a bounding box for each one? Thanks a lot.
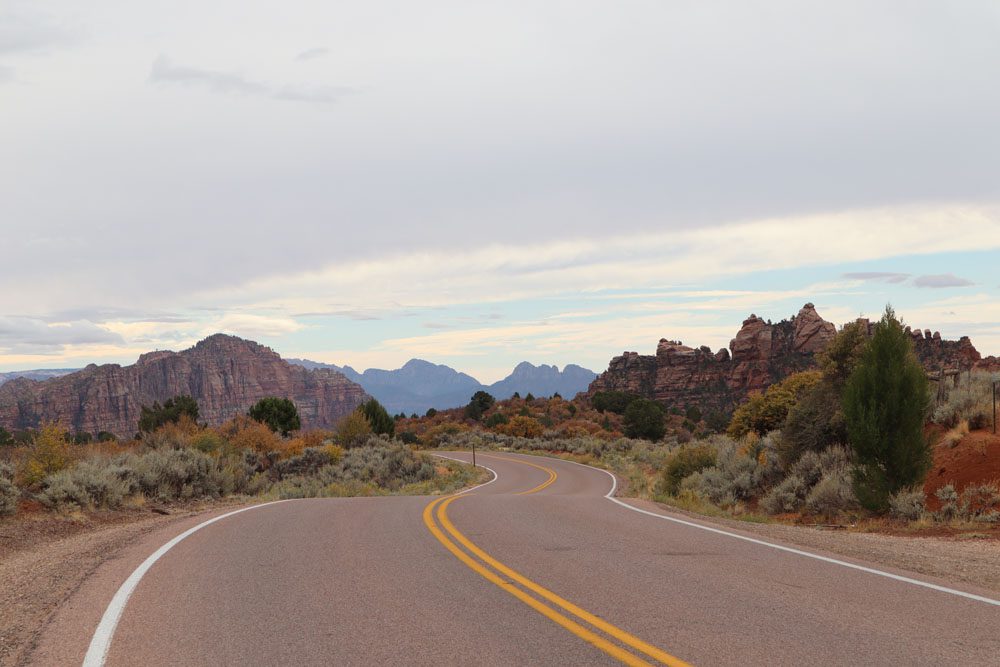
[843,306,930,511]
[360,398,395,437]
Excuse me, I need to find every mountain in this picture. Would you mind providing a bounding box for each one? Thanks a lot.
[0,335,367,437]
[287,358,597,415]
[487,362,598,401]
[588,302,996,412]
[0,369,78,386]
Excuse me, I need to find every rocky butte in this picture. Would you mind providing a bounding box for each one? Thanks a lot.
[588,303,994,411]
[0,334,368,437]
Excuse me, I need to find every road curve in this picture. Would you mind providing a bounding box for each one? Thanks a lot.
[31,451,1000,666]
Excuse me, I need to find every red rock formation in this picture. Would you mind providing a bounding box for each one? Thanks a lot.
[0,334,368,436]
[588,303,987,411]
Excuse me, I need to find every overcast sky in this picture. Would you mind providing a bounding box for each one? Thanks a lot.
[2,1,999,381]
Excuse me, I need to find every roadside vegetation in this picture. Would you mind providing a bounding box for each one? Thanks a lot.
[395,305,999,534]
[0,397,484,519]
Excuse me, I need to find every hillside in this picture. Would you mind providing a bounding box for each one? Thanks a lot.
[287,358,597,414]
[0,335,367,436]
[589,303,995,412]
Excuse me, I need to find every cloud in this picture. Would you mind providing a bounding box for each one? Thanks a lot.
[203,202,1000,315]
[210,313,304,337]
[0,10,75,55]
[295,47,329,61]
[148,55,352,105]
[0,318,124,355]
[913,273,975,289]
[842,272,910,283]
[0,65,12,83]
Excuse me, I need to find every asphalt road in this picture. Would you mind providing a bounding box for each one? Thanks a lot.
[32,451,1000,666]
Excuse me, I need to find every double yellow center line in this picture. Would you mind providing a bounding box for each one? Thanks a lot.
[423,456,689,666]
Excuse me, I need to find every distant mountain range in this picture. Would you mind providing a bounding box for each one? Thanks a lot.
[0,353,597,423]
[287,358,598,415]
[0,369,78,386]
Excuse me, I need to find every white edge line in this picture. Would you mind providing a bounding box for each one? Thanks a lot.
[82,500,289,667]
[533,453,1000,608]
[430,453,498,495]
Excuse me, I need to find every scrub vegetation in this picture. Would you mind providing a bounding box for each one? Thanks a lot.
[0,397,483,518]
[399,306,999,532]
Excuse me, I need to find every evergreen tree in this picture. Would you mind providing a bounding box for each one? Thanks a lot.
[248,397,301,436]
[623,399,666,441]
[139,395,200,433]
[464,390,496,421]
[360,398,395,437]
[843,306,931,511]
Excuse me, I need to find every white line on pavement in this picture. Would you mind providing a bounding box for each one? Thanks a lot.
[528,452,1000,608]
[82,501,289,667]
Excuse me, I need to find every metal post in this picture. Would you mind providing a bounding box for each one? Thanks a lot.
[472,438,476,467]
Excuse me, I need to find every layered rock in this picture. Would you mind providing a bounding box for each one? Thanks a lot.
[0,334,368,436]
[588,303,988,411]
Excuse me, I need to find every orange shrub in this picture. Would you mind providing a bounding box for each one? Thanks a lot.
[216,415,281,454]
[500,416,544,438]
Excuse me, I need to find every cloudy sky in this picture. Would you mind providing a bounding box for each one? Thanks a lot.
[2,1,999,381]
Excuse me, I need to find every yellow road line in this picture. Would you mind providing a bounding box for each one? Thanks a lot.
[422,497,655,666]
[435,496,690,667]
[480,453,558,495]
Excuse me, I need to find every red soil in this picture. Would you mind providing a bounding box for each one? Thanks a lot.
[924,428,1000,509]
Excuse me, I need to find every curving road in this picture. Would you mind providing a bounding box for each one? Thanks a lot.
[31,452,1000,666]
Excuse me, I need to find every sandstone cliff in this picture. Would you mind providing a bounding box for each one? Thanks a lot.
[588,303,989,411]
[0,334,368,436]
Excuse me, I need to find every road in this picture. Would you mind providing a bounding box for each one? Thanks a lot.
[31,451,1000,666]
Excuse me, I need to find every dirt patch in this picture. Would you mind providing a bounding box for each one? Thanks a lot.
[924,428,1000,508]
[0,499,247,667]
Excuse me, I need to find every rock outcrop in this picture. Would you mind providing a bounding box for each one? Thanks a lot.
[0,334,368,436]
[588,303,989,411]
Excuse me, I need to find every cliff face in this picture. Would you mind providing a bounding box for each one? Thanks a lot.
[588,303,988,411]
[0,334,368,436]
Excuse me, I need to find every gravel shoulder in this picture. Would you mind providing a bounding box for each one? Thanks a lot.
[0,500,247,667]
[630,497,1000,595]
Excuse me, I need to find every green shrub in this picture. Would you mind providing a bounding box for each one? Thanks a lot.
[591,391,641,415]
[485,412,509,429]
[0,463,19,516]
[139,395,199,433]
[727,371,821,438]
[681,436,780,506]
[760,475,808,514]
[779,382,847,466]
[660,444,716,496]
[959,483,1000,523]
[191,431,226,453]
[334,440,435,490]
[804,471,856,517]
[272,447,339,479]
[888,487,926,521]
[933,484,960,522]
[623,399,666,441]
[398,431,419,444]
[248,397,301,436]
[931,372,995,430]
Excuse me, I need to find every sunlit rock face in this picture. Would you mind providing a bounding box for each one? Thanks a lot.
[0,334,368,436]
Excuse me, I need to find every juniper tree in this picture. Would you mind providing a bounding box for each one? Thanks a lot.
[843,306,931,511]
